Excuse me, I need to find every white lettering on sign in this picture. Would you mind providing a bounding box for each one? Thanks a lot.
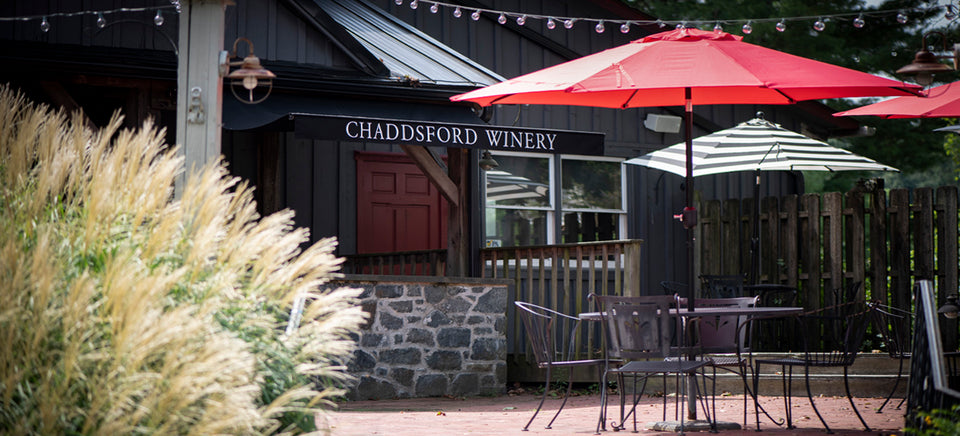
[484,129,556,150]
[345,119,561,151]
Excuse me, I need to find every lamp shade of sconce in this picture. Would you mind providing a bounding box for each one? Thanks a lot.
[896,32,959,87]
[223,37,276,104]
[939,294,959,319]
[479,151,499,171]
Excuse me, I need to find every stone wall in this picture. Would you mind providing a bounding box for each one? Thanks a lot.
[333,275,510,400]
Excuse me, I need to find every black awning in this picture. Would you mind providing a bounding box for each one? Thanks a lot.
[224,94,605,156]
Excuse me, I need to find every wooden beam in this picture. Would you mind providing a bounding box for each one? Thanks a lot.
[446,148,470,276]
[399,144,458,207]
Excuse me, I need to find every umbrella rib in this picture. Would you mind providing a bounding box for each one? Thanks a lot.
[622,89,639,109]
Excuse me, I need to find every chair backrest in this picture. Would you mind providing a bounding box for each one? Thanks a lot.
[868,301,912,359]
[660,281,688,296]
[590,294,680,361]
[700,274,746,299]
[800,301,873,365]
[515,301,578,367]
[693,297,759,354]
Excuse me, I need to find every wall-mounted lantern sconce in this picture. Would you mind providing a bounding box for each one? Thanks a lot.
[896,31,959,86]
[479,151,499,171]
[220,37,276,104]
[939,293,959,319]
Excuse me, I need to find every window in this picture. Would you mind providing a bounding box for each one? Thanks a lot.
[484,152,625,247]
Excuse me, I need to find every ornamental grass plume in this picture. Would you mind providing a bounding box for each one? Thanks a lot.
[0,85,366,435]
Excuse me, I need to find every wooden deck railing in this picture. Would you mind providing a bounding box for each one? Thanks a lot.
[481,240,643,369]
[341,249,446,276]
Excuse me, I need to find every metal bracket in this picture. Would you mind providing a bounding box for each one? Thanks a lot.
[186,86,205,124]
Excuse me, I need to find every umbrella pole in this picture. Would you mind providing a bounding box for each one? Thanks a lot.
[684,88,696,313]
[751,169,761,285]
[684,88,699,421]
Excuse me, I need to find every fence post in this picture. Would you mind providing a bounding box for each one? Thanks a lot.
[889,189,911,311]
[870,183,889,305]
[800,193,821,307]
[845,189,866,298]
[624,240,642,297]
[936,186,959,351]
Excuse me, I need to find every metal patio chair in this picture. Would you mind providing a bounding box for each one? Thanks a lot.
[687,296,760,427]
[590,293,716,434]
[514,301,605,431]
[753,301,874,433]
[867,301,912,413]
[699,274,747,299]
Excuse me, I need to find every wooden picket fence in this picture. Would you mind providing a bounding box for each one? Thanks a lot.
[699,182,959,351]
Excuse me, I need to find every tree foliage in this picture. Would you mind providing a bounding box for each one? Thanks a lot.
[627,0,960,188]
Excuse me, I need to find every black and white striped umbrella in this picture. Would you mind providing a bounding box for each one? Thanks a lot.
[485,170,548,203]
[626,114,897,284]
[625,116,898,176]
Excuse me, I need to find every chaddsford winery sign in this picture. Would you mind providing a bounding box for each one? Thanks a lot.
[296,114,605,156]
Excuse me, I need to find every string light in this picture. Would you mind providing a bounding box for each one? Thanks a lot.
[853,14,865,28]
[497,12,506,24]
[813,17,825,32]
[0,1,949,39]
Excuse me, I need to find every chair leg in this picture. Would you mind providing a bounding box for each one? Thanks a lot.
[782,365,794,430]
[803,365,831,434]
[753,362,762,431]
[523,366,552,431]
[545,369,575,429]
[877,355,905,413]
[843,367,872,432]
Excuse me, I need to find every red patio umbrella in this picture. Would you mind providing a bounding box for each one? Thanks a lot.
[452,27,921,313]
[834,80,960,118]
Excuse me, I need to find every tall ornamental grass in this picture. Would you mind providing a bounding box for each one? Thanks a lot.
[0,85,366,435]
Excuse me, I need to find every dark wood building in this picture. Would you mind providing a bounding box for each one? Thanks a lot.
[0,0,861,293]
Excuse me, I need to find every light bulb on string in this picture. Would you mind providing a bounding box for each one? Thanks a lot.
[852,54,860,63]
[897,11,908,24]
[813,18,825,32]
[564,19,574,29]
[154,10,164,26]
[471,9,480,20]
[517,15,526,25]
[96,12,106,28]
[409,0,418,10]
[546,18,556,29]
[742,21,752,34]
[713,22,723,33]
[40,16,50,32]
[853,14,865,28]
[430,3,438,13]
[395,0,403,5]
[776,19,786,32]
[453,6,461,18]
[595,20,605,33]
[656,19,665,28]
[620,22,630,33]
[498,12,506,24]
[676,22,684,30]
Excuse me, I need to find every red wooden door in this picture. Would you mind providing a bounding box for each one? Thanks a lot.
[356,152,447,254]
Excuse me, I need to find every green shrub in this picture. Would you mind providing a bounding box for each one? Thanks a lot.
[906,404,960,435]
[0,85,366,434]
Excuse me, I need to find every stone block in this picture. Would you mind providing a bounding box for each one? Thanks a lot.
[427,350,463,370]
[388,300,413,313]
[380,348,421,365]
[437,327,471,347]
[348,349,377,372]
[438,296,471,313]
[379,311,403,330]
[424,286,446,303]
[376,284,404,298]
[352,376,397,401]
[475,288,507,313]
[450,373,479,397]
[407,328,435,346]
[415,374,448,397]
[361,301,377,329]
[391,368,415,387]
[425,310,451,327]
[406,285,422,297]
[357,284,375,299]
[471,338,506,361]
[473,327,493,335]
[467,315,485,325]
[361,333,384,347]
